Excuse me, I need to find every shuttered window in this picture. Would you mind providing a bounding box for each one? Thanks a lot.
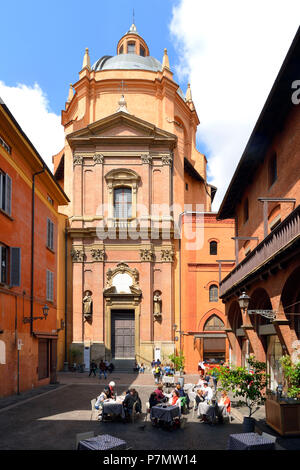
[47,219,54,250]
[0,172,12,216]
[10,247,21,286]
[46,270,54,301]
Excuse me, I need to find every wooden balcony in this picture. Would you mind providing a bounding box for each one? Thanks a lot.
[220,205,300,297]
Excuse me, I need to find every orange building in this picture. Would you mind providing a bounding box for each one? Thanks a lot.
[217,28,300,390]
[0,98,69,397]
[53,23,235,371]
[180,212,235,373]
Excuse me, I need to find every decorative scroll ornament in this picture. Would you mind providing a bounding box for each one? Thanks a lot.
[161,249,174,262]
[93,154,104,164]
[103,262,141,297]
[161,155,173,166]
[91,248,105,261]
[141,154,152,164]
[71,249,85,262]
[73,155,83,166]
[140,249,154,262]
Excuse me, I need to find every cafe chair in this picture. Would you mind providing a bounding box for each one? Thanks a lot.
[90,399,98,421]
[131,401,141,424]
[75,431,95,450]
[145,401,150,422]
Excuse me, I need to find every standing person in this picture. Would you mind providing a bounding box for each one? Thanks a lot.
[123,388,142,420]
[139,363,145,373]
[89,360,97,377]
[154,364,161,384]
[198,360,206,376]
[211,368,219,392]
[98,359,107,380]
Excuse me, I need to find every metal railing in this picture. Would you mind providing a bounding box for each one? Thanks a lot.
[220,205,300,296]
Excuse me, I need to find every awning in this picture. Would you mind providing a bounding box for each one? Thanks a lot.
[33,332,58,340]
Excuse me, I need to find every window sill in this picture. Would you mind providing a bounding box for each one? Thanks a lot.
[0,208,13,221]
[46,246,55,254]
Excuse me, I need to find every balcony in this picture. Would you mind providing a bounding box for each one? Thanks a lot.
[220,205,300,297]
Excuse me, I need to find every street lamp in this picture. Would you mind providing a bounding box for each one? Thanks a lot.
[238,291,251,314]
[23,304,50,324]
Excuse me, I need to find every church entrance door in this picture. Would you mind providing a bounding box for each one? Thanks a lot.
[111,310,135,359]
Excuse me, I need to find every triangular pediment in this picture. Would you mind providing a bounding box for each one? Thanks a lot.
[67,111,177,147]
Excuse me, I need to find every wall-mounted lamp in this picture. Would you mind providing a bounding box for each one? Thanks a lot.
[23,304,49,324]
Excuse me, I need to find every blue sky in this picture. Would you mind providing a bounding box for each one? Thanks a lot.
[1,0,181,114]
[1,1,299,208]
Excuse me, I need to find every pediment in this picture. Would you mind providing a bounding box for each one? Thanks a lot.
[67,111,177,147]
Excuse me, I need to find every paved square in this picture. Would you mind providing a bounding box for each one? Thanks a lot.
[0,374,245,450]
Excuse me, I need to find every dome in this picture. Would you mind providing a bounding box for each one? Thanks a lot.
[92,54,163,72]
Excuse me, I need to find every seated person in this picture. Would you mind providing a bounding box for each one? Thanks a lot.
[217,391,231,420]
[123,388,142,419]
[195,388,205,408]
[149,392,159,408]
[175,383,190,408]
[154,384,168,403]
[95,389,108,410]
[195,376,207,389]
[139,363,145,374]
[163,364,171,376]
[202,382,213,403]
[104,381,116,400]
[169,389,180,406]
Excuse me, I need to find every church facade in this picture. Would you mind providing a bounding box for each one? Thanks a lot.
[54,24,234,370]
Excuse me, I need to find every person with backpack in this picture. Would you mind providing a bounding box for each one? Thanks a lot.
[154,364,161,384]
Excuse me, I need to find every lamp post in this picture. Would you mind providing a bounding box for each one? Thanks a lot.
[23,304,49,324]
[238,291,251,315]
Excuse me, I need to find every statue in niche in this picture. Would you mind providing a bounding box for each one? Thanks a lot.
[153,291,162,318]
[83,290,93,317]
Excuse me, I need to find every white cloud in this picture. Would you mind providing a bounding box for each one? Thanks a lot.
[170,0,300,210]
[0,81,64,171]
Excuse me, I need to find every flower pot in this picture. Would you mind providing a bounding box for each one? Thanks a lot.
[242,416,255,432]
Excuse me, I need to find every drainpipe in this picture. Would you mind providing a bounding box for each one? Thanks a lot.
[30,167,45,336]
[63,222,68,371]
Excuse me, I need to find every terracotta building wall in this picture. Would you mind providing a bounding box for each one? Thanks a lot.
[235,105,300,261]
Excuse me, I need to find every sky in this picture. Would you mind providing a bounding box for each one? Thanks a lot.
[0,0,299,209]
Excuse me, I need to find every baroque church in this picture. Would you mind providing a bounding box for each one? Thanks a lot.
[53,23,229,370]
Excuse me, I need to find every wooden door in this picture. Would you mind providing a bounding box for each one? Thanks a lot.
[111,311,135,359]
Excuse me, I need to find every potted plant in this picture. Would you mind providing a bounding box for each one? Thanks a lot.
[265,354,300,435]
[279,355,300,399]
[168,353,185,376]
[217,356,268,432]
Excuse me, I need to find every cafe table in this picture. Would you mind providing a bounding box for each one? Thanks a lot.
[227,433,275,450]
[150,403,180,423]
[102,397,125,419]
[78,434,127,450]
[162,375,175,385]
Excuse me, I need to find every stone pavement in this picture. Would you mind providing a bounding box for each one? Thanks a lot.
[0,371,244,450]
[0,371,299,450]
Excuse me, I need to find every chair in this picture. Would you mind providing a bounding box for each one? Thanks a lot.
[144,401,150,422]
[188,391,197,418]
[90,398,98,421]
[131,400,141,424]
[75,431,95,450]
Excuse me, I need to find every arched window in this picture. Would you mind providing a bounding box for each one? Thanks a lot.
[114,187,132,219]
[127,42,135,54]
[204,315,225,331]
[209,241,217,255]
[209,284,219,302]
[140,45,145,56]
[268,152,277,187]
